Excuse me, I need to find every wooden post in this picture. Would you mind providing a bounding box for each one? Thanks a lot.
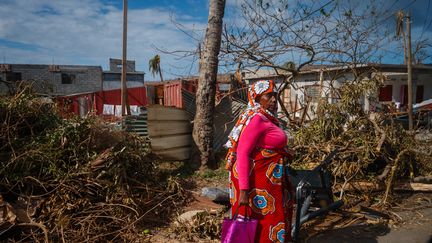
[316,69,324,117]
[294,94,298,122]
[407,13,413,130]
[300,99,310,125]
[289,99,293,113]
[121,0,130,116]
[277,81,292,122]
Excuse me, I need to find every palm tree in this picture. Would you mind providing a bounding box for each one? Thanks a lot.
[148,54,163,82]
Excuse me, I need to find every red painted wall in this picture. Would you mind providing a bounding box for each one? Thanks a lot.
[56,87,147,117]
[94,87,147,114]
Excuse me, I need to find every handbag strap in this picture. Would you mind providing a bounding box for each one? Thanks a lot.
[232,204,252,220]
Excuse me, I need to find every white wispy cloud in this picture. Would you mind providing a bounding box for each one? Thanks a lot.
[0,0,207,79]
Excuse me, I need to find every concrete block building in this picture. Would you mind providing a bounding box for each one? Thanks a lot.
[0,58,145,95]
[0,63,102,95]
[102,58,145,90]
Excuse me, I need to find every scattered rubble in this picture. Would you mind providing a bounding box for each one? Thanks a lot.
[170,210,223,241]
[176,210,206,224]
[201,187,230,202]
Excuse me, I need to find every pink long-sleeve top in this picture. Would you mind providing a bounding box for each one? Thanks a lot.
[236,113,287,190]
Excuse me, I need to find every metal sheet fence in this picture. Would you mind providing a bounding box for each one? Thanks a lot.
[123,111,148,137]
[147,105,192,161]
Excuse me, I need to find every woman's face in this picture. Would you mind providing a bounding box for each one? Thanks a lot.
[259,92,277,112]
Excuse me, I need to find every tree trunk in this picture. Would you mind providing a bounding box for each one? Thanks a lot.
[192,0,226,170]
[159,69,164,83]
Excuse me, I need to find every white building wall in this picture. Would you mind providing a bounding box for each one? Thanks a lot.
[289,72,360,119]
[244,67,432,121]
[417,74,432,101]
[383,73,432,105]
[103,81,145,90]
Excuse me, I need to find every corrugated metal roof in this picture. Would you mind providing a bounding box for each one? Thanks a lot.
[180,89,246,152]
[102,71,145,74]
[123,114,148,136]
[182,89,197,120]
[213,97,246,152]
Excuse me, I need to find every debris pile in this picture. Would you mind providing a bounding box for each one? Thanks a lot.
[291,76,432,203]
[0,87,189,242]
[171,210,223,241]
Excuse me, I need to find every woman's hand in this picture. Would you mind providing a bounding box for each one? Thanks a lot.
[284,146,295,160]
[239,189,250,206]
[286,148,295,158]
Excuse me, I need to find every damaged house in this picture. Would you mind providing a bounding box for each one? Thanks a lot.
[242,63,432,121]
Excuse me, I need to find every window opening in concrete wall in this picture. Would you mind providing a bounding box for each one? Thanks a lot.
[379,85,392,102]
[6,72,22,81]
[61,73,75,84]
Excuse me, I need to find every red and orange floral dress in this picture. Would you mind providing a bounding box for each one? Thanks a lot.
[225,80,293,243]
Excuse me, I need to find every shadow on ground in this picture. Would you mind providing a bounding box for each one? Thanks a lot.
[303,223,390,243]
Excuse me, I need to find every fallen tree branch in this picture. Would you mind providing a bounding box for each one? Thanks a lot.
[368,114,386,152]
[16,222,49,243]
[383,149,410,204]
[376,164,392,181]
[333,181,432,193]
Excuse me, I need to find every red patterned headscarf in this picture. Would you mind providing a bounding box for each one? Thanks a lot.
[225,80,279,169]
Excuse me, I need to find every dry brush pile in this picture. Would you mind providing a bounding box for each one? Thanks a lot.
[0,87,189,242]
[170,210,223,242]
[291,75,432,204]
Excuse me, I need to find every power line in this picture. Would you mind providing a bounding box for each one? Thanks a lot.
[419,0,431,40]
[290,0,337,27]
[374,0,416,29]
[426,17,432,30]
[388,0,401,12]
[403,0,417,10]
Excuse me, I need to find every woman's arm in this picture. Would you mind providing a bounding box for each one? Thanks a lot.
[236,115,266,190]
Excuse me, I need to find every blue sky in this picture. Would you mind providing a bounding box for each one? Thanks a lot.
[0,0,431,80]
[0,0,220,79]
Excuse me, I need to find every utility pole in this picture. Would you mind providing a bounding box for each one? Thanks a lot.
[407,13,413,130]
[397,10,414,130]
[121,0,130,116]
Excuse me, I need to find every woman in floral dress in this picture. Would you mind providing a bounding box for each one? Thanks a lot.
[225,79,294,243]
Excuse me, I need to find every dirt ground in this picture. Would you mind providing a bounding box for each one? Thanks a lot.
[152,192,432,243]
[303,193,432,243]
[152,163,432,243]
[306,211,431,243]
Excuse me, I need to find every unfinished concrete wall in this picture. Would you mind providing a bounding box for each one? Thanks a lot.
[102,72,144,90]
[0,64,102,95]
[109,58,136,72]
